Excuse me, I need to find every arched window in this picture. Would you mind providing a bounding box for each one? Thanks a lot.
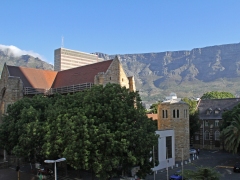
[173,109,176,118]
[215,131,220,141]
[205,131,210,140]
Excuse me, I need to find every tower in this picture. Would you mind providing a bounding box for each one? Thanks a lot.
[157,93,189,161]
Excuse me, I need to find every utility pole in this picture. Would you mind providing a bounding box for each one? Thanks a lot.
[166,147,168,180]
[153,146,155,180]
[182,148,183,180]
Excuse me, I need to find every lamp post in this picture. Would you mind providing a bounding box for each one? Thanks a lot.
[44,158,66,180]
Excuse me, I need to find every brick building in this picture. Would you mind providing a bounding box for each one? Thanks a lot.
[193,98,240,150]
[157,94,190,161]
[0,56,135,122]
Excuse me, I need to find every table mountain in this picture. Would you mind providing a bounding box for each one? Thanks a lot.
[2,43,240,102]
[98,43,240,102]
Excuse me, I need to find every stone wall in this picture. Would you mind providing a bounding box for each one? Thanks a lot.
[104,58,130,89]
[94,58,136,92]
[158,102,189,161]
[0,64,24,123]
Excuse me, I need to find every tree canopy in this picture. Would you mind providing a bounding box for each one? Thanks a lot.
[201,91,235,99]
[182,98,200,139]
[221,103,240,153]
[183,166,221,180]
[0,84,158,179]
[147,102,160,114]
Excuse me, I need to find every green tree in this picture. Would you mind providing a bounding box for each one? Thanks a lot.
[221,103,240,131]
[0,84,158,179]
[201,91,235,99]
[183,167,221,180]
[0,95,51,162]
[148,102,159,114]
[221,114,240,153]
[182,98,200,139]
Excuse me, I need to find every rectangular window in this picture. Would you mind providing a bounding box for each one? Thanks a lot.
[162,110,165,118]
[195,135,199,140]
[166,136,172,159]
[205,121,209,127]
[173,110,176,118]
[215,120,219,127]
[166,110,168,118]
[177,109,179,118]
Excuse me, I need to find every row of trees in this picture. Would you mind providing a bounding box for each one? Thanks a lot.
[0,84,158,179]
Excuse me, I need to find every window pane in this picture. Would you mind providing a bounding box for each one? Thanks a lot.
[166,136,172,158]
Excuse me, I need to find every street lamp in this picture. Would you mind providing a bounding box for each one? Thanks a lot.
[44,158,66,180]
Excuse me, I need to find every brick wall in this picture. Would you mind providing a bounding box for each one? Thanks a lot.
[158,102,190,161]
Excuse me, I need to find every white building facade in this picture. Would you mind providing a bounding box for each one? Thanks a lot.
[153,129,175,171]
[54,48,104,71]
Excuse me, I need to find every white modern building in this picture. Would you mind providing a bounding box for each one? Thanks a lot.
[153,129,175,171]
[54,48,104,71]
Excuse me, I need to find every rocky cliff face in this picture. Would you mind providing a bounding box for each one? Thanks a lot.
[98,43,240,101]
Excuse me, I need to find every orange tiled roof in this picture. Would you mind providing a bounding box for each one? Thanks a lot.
[52,59,113,88]
[6,59,114,89]
[147,114,158,120]
[7,66,57,89]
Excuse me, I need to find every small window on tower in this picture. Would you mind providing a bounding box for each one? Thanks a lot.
[110,77,111,80]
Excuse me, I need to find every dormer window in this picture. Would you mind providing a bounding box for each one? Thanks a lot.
[206,108,212,115]
[214,108,221,114]
[223,108,229,112]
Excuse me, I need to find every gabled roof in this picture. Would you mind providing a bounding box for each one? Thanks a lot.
[198,98,240,120]
[52,59,113,88]
[7,65,57,89]
[5,59,115,90]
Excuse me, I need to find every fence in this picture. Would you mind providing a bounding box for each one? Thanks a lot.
[24,82,94,95]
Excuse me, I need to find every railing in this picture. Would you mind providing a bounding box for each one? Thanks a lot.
[24,87,47,95]
[24,82,94,95]
[49,82,94,95]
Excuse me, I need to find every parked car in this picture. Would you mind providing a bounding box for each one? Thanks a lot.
[233,162,240,172]
[189,149,197,155]
[169,170,184,180]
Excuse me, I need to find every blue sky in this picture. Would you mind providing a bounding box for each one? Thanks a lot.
[1,0,240,64]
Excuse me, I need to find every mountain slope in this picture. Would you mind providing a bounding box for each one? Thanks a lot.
[1,43,240,102]
[0,48,53,73]
[98,43,240,101]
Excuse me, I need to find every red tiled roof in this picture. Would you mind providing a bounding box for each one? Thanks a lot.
[52,59,113,88]
[7,66,57,89]
[147,114,158,120]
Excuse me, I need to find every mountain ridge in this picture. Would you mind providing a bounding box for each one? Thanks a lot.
[2,43,240,102]
[98,42,240,101]
[0,48,53,73]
